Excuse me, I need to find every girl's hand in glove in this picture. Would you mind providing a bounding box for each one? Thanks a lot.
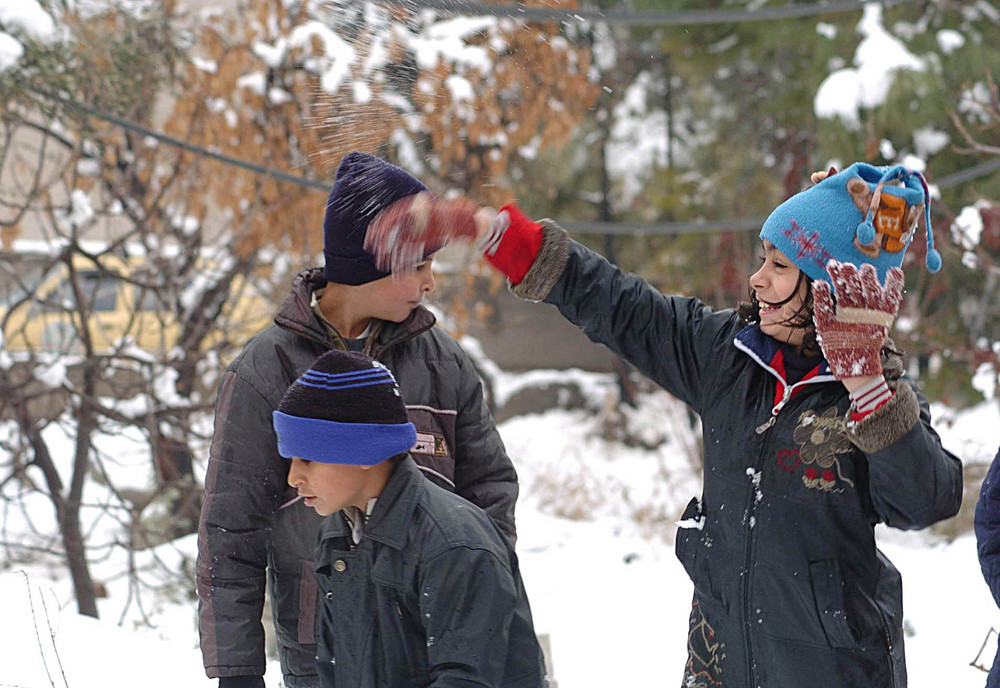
[363,192,494,275]
[813,260,904,382]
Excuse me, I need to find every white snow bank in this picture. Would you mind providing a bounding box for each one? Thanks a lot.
[0,568,213,686]
[2,571,66,688]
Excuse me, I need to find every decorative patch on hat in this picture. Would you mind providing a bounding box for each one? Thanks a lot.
[781,220,835,274]
[684,600,725,687]
[791,407,855,492]
[847,177,921,258]
[681,600,726,688]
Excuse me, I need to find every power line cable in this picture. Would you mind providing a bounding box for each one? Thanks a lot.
[383,0,923,26]
[563,217,765,235]
[561,162,1000,236]
[28,89,1000,236]
[30,88,329,192]
[936,157,1000,190]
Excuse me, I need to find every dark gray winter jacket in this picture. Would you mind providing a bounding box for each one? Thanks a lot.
[511,222,962,688]
[313,455,545,688]
[197,268,518,687]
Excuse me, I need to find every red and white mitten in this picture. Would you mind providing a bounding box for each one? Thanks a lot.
[363,192,493,275]
[813,260,904,380]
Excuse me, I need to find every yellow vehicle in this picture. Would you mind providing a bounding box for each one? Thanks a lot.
[0,251,274,356]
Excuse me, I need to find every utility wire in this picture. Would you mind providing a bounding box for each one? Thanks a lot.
[563,217,766,236]
[385,0,923,26]
[31,88,329,192]
[935,157,1000,190]
[29,90,1000,236]
[563,162,1000,236]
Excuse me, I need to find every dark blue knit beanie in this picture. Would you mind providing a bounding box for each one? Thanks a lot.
[323,152,427,285]
[273,350,416,466]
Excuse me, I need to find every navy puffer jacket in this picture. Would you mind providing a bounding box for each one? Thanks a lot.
[512,223,962,688]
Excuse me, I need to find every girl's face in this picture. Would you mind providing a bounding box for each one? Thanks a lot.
[749,241,810,347]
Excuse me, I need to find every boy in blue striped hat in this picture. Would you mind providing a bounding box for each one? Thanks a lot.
[273,349,546,688]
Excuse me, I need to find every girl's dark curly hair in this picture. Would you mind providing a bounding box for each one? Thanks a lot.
[737,270,821,355]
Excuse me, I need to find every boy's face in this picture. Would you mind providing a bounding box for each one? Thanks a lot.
[358,257,436,323]
[749,240,810,347]
[287,458,377,516]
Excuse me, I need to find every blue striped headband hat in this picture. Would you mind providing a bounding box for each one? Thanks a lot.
[273,350,416,466]
[759,162,942,287]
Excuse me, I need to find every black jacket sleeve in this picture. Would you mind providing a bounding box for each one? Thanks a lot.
[512,222,737,414]
[977,450,1000,606]
[450,343,519,543]
[848,376,963,529]
[196,368,287,679]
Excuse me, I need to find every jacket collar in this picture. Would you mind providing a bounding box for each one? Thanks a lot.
[317,455,424,550]
[733,324,837,387]
[273,267,436,353]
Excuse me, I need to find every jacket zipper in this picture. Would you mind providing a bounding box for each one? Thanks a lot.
[754,384,793,434]
[877,606,896,685]
[734,336,840,685]
[742,436,767,688]
[745,382,796,686]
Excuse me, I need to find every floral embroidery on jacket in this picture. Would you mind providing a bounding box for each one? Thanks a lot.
[791,408,855,491]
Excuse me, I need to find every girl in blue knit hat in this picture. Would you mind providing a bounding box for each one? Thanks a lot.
[368,162,962,688]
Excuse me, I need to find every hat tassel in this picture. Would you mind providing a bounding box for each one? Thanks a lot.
[854,166,941,273]
[915,171,942,273]
[855,181,883,246]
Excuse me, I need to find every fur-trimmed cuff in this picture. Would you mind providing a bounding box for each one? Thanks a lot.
[509,220,570,302]
[845,378,920,454]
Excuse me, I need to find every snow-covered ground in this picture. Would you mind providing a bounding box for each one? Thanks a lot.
[3,370,999,687]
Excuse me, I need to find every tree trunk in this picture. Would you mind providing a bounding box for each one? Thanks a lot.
[23,419,100,618]
[61,506,99,617]
[66,361,101,618]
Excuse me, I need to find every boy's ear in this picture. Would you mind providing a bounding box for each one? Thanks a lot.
[359,456,396,471]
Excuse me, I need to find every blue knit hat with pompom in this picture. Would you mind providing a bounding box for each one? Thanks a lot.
[760,162,941,285]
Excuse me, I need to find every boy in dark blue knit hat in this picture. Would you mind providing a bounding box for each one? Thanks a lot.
[197,152,518,688]
[274,349,546,688]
